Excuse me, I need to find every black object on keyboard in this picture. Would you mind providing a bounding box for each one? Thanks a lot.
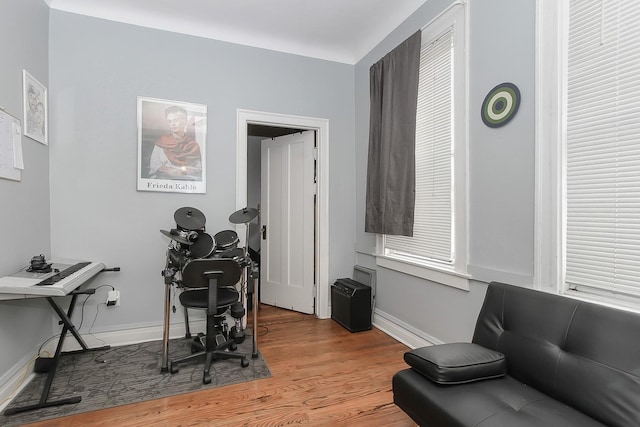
[36,262,91,286]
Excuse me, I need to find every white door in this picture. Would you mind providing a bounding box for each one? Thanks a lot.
[260,131,315,314]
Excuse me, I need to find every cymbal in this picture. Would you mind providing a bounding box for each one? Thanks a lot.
[174,207,206,230]
[229,207,259,224]
[160,229,193,245]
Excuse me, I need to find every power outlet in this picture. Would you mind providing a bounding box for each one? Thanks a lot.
[107,290,120,307]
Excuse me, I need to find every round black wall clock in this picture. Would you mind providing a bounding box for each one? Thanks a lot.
[481,82,521,128]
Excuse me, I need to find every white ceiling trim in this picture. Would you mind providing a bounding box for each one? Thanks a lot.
[45,0,429,64]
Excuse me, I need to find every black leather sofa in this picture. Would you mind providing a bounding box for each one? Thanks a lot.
[392,282,640,426]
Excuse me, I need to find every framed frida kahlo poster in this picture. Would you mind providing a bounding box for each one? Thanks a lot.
[137,97,207,193]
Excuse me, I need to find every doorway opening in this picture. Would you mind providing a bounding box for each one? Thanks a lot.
[236,110,330,319]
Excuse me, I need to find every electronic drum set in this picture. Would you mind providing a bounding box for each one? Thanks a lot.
[159,206,260,372]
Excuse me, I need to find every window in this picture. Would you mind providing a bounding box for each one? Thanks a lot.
[536,0,640,309]
[376,3,468,291]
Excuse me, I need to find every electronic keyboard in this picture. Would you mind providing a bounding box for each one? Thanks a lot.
[0,260,106,297]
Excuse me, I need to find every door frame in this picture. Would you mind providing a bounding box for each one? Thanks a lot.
[236,109,330,319]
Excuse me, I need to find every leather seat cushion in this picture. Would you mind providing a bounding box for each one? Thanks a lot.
[393,369,605,427]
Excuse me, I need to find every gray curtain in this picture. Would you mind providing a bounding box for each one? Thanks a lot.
[365,30,421,237]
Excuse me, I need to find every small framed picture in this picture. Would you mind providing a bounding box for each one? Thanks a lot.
[137,97,207,193]
[22,70,48,145]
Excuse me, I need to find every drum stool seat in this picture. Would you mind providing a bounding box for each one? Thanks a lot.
[180,287,238,311]
[169,259,249,384]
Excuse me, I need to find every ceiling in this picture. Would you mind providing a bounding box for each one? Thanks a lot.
[44,0,428,64]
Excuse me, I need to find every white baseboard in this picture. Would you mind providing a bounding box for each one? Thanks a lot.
[56,319,207,353]
[0,353,37,413]
[372,308,442,349]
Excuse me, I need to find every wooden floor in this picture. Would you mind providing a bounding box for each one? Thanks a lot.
[25,305,415,427]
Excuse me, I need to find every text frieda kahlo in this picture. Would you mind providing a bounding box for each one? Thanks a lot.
[147,182,199,191]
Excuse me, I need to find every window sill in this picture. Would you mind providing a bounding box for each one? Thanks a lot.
[375,254,470,291]
[563,288,640,315]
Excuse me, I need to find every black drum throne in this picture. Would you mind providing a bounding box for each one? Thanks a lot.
[169,258,249,384]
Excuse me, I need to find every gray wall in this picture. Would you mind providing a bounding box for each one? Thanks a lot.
[48,11,356,332]
[0,0,53,385]
[355,0,536,343]
[468,0,536,283]
[0,0,540,388]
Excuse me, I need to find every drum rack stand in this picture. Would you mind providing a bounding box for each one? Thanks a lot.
[159,206,261,372]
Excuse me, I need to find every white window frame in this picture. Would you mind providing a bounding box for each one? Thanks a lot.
[535,0,640,311]
[535,0,566,294]
[375,1,469,291]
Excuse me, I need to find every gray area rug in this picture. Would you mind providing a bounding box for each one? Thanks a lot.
[3,336,270,426]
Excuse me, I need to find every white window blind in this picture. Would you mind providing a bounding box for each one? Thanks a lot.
[384,29,454,264]
[565,0,640,299]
